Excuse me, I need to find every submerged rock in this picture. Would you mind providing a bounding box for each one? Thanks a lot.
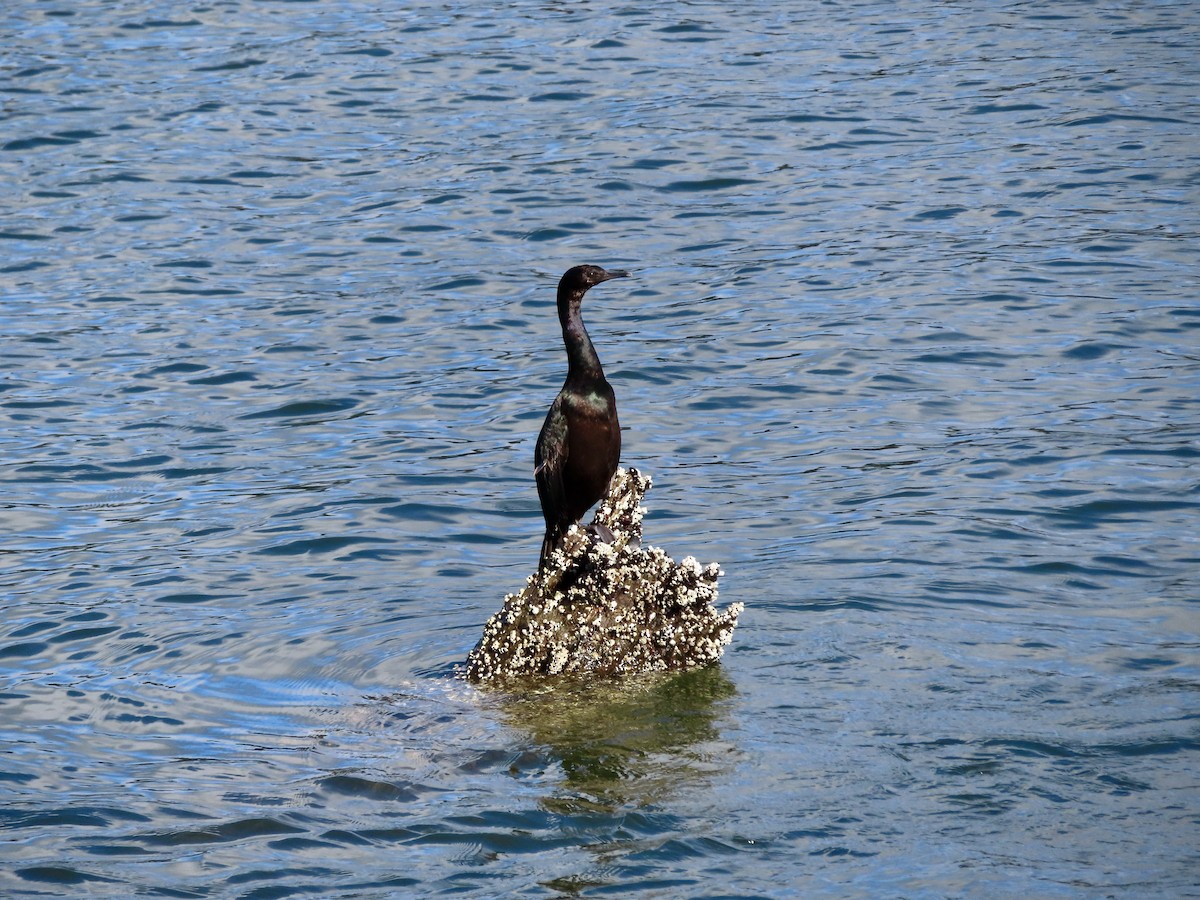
[465,468,742,682]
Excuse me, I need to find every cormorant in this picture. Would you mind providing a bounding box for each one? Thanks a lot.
[535,264,630,563]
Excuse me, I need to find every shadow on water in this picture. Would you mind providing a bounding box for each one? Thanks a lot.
[486,666,739,813]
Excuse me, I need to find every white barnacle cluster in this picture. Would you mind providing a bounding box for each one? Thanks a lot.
[464,468,741,682]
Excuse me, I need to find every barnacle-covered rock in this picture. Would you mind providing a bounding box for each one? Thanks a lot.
[465,468,742,682]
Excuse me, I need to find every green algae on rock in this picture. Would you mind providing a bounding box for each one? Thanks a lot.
[466,468,742,681]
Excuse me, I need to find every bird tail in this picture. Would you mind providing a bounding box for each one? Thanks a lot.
[538,526,560,568]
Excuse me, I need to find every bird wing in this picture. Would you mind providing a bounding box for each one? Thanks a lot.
[534,394,568,531]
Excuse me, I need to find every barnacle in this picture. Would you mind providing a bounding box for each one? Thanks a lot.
[465,468,743,682]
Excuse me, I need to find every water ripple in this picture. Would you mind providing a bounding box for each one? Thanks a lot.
[1,0,1197,896]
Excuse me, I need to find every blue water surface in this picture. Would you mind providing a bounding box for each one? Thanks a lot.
[2,1,1198,896]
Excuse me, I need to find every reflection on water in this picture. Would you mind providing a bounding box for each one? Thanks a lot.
[493,667,739,812]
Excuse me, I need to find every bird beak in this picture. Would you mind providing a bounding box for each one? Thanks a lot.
[600,268,631,281]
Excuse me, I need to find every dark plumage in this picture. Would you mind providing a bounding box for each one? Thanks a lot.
[535,264,630,563]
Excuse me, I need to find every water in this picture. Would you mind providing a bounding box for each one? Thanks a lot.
[2,0,1198,895]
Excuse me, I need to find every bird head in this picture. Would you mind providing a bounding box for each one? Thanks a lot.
[558,265,631,295]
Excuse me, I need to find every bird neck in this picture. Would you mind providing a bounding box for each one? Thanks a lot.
[558,290,605,382]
